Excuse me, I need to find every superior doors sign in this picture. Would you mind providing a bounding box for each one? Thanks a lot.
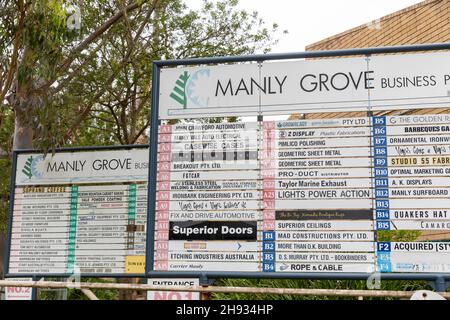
[159,52,450,119]
[7,146,148,276]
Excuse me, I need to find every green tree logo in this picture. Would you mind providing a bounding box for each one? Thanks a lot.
[22,156,34,179]
[170,71,190,109]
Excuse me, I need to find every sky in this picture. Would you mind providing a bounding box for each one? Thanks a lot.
[188,0,423,53]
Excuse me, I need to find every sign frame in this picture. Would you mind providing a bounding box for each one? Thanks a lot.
[146,43,450,290]
[5,144,149,278]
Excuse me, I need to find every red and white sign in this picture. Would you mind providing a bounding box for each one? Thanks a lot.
[147,278,200,300]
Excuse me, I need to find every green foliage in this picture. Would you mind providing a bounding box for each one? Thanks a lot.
[157,0,282,60]
[2,0,281,149]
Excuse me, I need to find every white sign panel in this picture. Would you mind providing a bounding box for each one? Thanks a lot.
[159,52,450,119]
[159,64,260,119]
[15,149,149,185]
[370,52,450,111]
[4,278,33,300]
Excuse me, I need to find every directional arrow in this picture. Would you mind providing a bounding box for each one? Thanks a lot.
[237,243,242,251]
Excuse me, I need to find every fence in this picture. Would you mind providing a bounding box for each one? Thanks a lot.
[0,280,449,300]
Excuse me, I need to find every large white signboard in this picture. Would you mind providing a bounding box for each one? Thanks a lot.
[159,52,450,119]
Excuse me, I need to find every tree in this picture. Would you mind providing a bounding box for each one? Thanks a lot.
[0,0,281,151]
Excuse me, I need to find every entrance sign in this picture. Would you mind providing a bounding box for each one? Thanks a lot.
[159,52,450,119]
[6,146,148,276]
